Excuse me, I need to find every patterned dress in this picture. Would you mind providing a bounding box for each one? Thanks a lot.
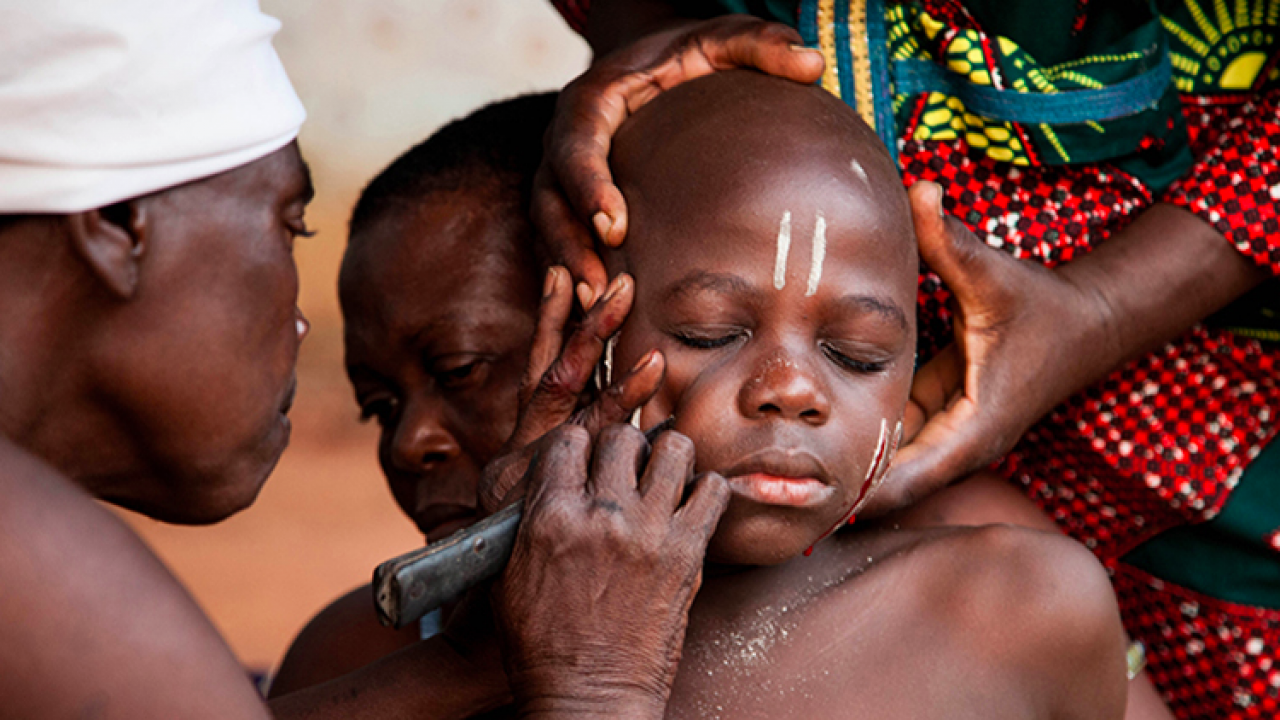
[552,1,1280,716]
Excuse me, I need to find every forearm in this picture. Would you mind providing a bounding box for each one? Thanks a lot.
[583,0,697,56]
[266,636,510,720]
[1060,202,1266,395]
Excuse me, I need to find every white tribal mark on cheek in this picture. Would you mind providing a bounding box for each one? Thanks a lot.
[773,210,792,290]
[805,211,826,297]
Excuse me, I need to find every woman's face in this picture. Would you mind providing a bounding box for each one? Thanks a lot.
[341,189,539,541]
[612,169,917,566]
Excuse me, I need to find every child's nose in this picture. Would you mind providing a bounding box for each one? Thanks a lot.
[386,398,461,475]
[738,352,830,425]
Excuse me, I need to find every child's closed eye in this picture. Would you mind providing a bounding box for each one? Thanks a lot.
[670,327,750,350]
[820,341,889,374]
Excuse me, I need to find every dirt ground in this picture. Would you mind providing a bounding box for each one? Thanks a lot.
[121,0,589,675]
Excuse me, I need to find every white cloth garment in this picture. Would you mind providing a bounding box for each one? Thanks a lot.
[0,0,306,213]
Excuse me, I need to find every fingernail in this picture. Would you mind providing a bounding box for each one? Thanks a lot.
[592,212,613,243]
[631,349,655,373]
[601,274,627,304]
[789,43,822,54]
[576,282,595,310]
[933,183,947,218]
[542,267,559,299]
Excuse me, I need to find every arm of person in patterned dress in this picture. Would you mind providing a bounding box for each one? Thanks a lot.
[535,0,823,306]
[873,179,1270,514]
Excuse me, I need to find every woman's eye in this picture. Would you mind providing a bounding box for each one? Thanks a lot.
[433,358,490,390]
[821,343,888,374]
[672,329,747,350]
[359,396,399,427]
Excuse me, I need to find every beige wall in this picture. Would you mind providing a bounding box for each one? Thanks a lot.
[120,0,590,672]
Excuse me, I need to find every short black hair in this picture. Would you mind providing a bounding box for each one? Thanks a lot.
[349,91,558,238]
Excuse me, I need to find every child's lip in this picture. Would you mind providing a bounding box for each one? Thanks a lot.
[726,474,835,507]
[723,450,835,507]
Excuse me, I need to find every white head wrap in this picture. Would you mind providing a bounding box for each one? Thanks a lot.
[0,0,306,213]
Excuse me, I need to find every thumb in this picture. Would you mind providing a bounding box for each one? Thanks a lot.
[909,181,1005,312]
[875,396,991,512]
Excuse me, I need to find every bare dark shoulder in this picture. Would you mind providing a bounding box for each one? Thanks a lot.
[0,436,269,719]
[269,584,420,697]
[885,524,1129,719]
[670,524,1126,719]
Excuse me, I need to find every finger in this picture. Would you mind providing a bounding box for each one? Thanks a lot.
[478,445,536,515]
[676,18,824,82]
[519,266,573,408]
[531,164,610,304]
[508,274,635,448]
[674,471,731,546]
[638,429,696,514]
[573,349,664,437]
[588,424,647,502]
[877,397,999,512]
[910,180,1007,314]
[524,425,593,510]
[909,343,962,421]
[544,79,631,249]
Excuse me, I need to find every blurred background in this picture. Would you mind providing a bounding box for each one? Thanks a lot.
[117,0,590,674]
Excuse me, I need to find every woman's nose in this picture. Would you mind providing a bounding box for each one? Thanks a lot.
[387,399,461,475]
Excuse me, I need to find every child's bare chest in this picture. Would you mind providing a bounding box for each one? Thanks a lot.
[663,529,1039,719]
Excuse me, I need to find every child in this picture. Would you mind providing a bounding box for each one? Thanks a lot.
[271,93,557,695]
[588,69,1127,717]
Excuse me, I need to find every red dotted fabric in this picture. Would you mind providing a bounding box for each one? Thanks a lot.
[902,98,1280,716]
[1113,562,1280,718]
[1165,91,1280,276]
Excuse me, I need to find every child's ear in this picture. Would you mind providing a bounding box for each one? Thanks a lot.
[65,201,147,299]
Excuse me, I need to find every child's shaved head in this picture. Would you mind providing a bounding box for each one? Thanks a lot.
[610,69,914,283]
[605,70,917,565]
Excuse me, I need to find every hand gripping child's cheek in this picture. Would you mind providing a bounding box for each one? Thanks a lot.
[607,70,918,566]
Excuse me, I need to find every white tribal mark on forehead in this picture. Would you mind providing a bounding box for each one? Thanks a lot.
[850,159,868,185]
[774,210,830,294]
[773,210,791,290]
[805,212,826,297]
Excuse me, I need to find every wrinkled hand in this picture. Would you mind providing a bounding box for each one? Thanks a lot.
[866,181,1119,514]
[534,15,824,307]
[493,424,729,718]
[479,266,664,514]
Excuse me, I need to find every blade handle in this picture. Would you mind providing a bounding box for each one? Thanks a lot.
[372,500,523,628]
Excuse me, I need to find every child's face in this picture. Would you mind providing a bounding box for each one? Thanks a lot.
[612,160,916,566]
[341,189,539,541]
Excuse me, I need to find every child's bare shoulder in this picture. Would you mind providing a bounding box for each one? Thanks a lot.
[671,524,1126,719]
